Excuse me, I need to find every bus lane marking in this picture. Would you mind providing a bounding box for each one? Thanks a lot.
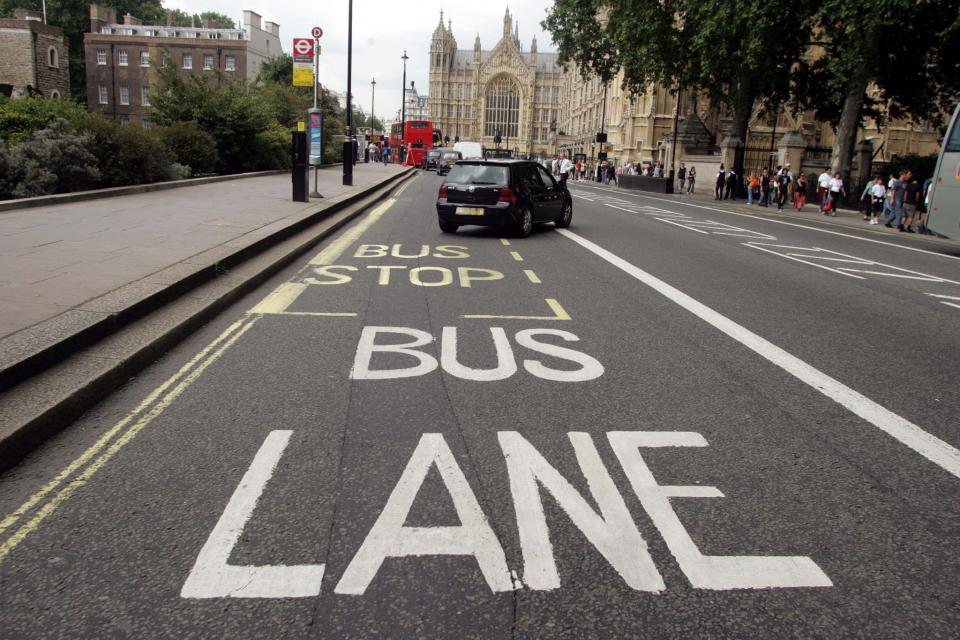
[187,430,831,598]
[500,238,511,246]
[524,270,542,284]
[462,298,570,321]
[557,228,960,480]
[181,430,325,598]
[510,251,524,262]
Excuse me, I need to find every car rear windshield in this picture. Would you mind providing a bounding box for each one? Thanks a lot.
[445,164,509,185]
[442,152,459,160]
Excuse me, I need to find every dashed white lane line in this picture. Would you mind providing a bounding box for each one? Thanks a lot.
[557,228,960,480]
[569,185,960,262]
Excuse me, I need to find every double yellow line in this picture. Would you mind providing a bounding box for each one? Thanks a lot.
[0,183,407,564]
[0,317,258,562]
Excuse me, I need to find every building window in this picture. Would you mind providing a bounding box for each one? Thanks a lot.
[97,49,107,65]
[118,50,128,66]
[182,54,193,69]
[48,47,58,67]
[120,115,130,126]
[143,120,153,129]
[141,85,150,106]
[98,85,108,104]
[203,54,213,70]
[484,75,520,139]
[140,51,150,66]
[119,84,129,105]
[225,55,236,71]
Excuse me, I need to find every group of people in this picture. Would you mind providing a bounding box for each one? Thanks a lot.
[549,156,618,185]
[742,164,819,211]
[364,142,391,164]
[860,170,932,233]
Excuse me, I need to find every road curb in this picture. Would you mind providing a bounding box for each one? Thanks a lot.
[0,168,415,473]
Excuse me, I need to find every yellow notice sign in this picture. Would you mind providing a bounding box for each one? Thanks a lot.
[293,66,314,87]
[297,121,305,132]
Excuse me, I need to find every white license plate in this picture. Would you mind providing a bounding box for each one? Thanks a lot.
[455,207,485,216]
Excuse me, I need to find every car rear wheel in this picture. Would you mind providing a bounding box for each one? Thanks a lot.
[555,201,573,228]
[439,219,459,234]
[514,206,534,237]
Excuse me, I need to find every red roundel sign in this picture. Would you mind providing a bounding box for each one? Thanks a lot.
[293,38,313,57]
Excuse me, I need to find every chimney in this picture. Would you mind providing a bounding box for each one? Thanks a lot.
[202,19,214,29]
[165,10,173,26]
[242,10,261,30]
[264,21,279,37]
[123,13,142,26]
[89,4,118,33]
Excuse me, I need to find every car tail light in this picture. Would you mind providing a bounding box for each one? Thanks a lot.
[498,187,517,205]
[438,184,448,199]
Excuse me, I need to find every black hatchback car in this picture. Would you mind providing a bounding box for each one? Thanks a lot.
[436,160,573,237]
[421,149,443,171]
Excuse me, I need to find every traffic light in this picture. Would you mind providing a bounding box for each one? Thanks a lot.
[595,132,608,143]
[444,135,450,145]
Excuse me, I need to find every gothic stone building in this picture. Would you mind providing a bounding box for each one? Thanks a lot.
[428,9,563,156]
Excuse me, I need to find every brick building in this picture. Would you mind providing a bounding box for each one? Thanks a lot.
[83,4,279,125]
[0,9,70,100]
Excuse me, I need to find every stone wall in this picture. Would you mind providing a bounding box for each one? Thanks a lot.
[0,26,35,94]
[0,19,69,98]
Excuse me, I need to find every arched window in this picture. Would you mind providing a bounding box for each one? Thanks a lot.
[50,90,60,100]
[48,47,58,67]
[484,75,520,138]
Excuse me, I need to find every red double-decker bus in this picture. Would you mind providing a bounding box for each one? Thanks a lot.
[389,120,436,166]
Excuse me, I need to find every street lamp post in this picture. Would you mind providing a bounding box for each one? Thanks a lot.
[371,78,376,132]
[401,50,408,165]
[342,0,354,186]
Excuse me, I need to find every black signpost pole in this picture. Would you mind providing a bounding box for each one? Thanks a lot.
[342,0,354,186]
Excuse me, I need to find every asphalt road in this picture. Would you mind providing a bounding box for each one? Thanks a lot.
[1,172,958,639]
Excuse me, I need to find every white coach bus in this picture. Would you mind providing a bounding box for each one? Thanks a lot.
[927,102,960,239]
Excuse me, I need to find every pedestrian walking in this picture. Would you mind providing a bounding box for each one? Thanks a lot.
[825,171,845,216]
[715,165,725,200]
[884,170,909,228]
[918,177,933,233]
[724,168,737,200]
[748,172,758,205]
[559,154,574,186]
[817,169,833,212]
[678,163,686,193]
[794,174,808,210]
[881,172,897,221]
[869,176,886,225]
[759,168,770,206]
[902,175,922,233]
[687,166,696,193]
[776,168,790,210]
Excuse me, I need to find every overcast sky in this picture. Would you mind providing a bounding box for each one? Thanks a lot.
[160,0,558,120]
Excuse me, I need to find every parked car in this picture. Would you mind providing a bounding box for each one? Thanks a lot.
[422,149,443,171]
[436,150,462,176]
[436,160,573,237]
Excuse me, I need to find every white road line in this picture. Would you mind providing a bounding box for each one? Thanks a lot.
[656,218,709,234]
[925,293,960,301]
[744,244,866,279]
[571,193,595,202]
[557,228,960,480]
[568,186,960,262]
[181,430,325,598]
[940,301,960,310]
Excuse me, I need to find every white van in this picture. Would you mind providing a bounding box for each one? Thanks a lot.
[453,141,483,160]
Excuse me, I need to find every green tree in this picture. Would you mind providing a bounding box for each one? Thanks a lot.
[258,54,294,85]
[151,62,287,172]
[543,0,815,173]
[0,94,88,141]
[796,1,960,183]
[159,121,219,174]
[167,9,234,28]
[3,118,100,197]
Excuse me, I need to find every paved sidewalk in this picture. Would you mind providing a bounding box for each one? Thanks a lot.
[577,179,960,248]
[0,163,404,339]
